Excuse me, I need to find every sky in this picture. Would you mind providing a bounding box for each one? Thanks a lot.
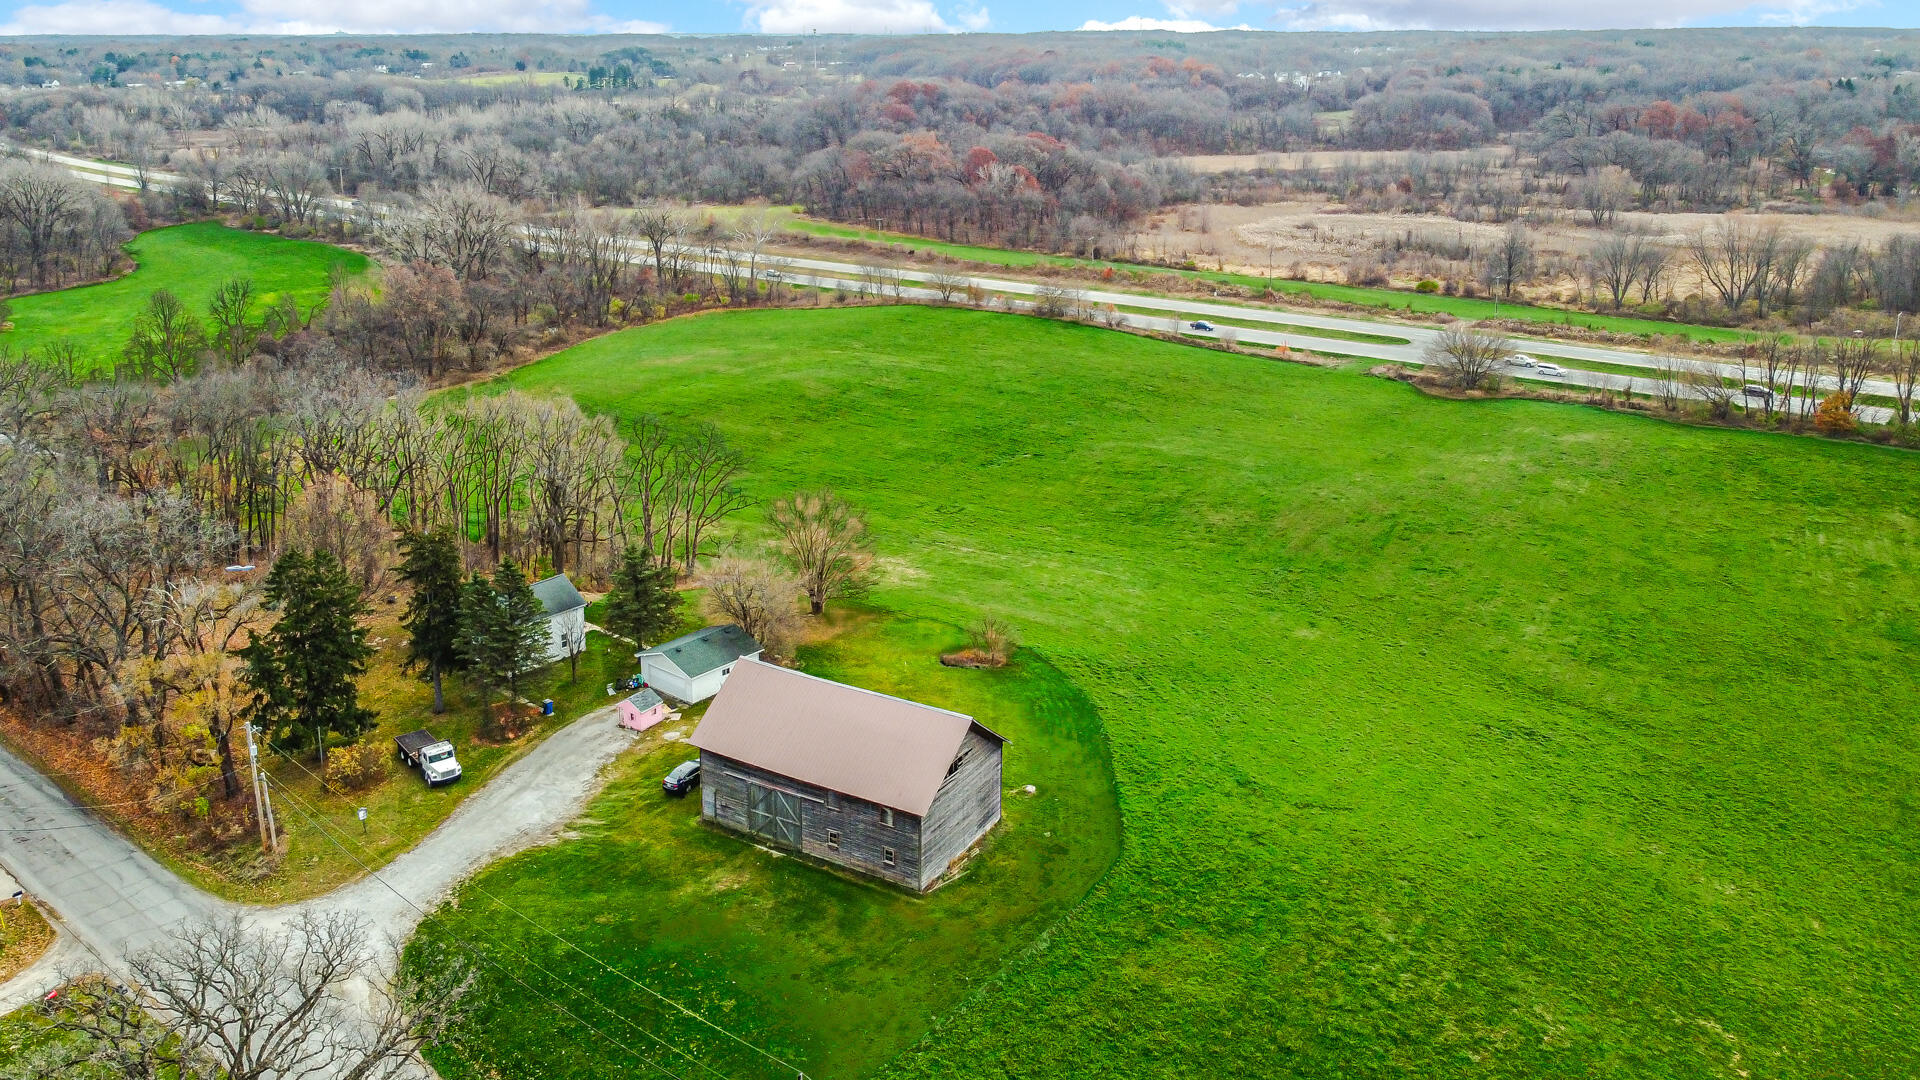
[0,0,1912,40]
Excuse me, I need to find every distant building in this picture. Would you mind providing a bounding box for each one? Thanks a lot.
[530,573,588,666]
[616,687,669,731]
[637,624,762,703]
[690,659,1005,892]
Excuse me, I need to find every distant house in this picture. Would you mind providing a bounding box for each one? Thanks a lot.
[637,624,762,703]
[690,659,1005,892]
[531,574,588,666]
[616,687,669,732]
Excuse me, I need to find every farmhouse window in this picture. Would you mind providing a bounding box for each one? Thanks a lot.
[881,807,895,827]
[883,847,896,866]
[827,830,840,850]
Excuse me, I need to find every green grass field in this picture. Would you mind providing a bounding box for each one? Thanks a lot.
[410,610,1120,1079]
[3,222,369,371]
[782,216,1754,343]
[419,306,1920,1079]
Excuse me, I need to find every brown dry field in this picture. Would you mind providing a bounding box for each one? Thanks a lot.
[1120,195,1920,300]
[1178,147,1507,173]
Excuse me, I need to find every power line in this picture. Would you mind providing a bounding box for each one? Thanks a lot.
[258,770,682,1080]
[0,767,234,828]
[465,878,810,1078]
[260,743,734,1080]
[258,763,723,1080]
[264,738,794,1077]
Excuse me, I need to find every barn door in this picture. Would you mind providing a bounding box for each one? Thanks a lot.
[746,783,801,848]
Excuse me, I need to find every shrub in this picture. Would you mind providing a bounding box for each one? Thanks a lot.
[1815,392,1858,435]
[323,738,388,794]
[1415,279,1440,294]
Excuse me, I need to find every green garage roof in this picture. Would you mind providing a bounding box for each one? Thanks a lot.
[642,624,762,678]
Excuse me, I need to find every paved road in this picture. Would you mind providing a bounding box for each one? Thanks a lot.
[0,704,638,1003]
[15,142,1898,422]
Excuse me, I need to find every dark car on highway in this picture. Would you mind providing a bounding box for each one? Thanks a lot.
[662,759,700,796]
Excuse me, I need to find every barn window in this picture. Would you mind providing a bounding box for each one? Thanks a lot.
[826,830,840,850]
[881,807,895,828]
[883,847,896,867]
[826,791,841,811]
[722,666,732,675]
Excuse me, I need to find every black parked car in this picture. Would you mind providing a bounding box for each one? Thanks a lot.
[662,759,700,796]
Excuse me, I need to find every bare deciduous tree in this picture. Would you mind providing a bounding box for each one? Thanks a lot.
[1690,220,1781,314]
[280,475,395,596]
[95,911,474,1080]
[769,490,874,616]
[928,267,968,303]
[1423,324,1510,390]
[1890,338,1920,428]
[702,554,802,657]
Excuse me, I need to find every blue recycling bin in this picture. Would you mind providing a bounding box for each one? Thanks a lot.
[541,699,555,716]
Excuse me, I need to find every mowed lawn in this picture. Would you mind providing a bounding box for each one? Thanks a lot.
[442,306,1919,1079]
[409,611,1120,1080]
[4,222,368,370]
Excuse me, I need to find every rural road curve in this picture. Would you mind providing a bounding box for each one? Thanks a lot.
[0,703,638,1010]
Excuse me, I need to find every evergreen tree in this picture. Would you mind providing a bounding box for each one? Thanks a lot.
[240,549,375,766]
[601,545,679,647]
[492,561,550,699]
[396,529,463,714]
[457,562,551,708]
[456,572,508,706]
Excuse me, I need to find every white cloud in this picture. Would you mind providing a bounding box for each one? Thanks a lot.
[0,0,242,34]
[747,0,954,33]
[1754,0,1867,25]
[1078,14,1234,29]
[1165,0,1243,16]
[955,3,991,29]
[0,0,669,34]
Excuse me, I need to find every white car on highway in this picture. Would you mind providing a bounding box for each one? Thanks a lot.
[1533,362,1567,378]
[1509,353,1537,368]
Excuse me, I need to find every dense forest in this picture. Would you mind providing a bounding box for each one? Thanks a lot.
[1,27,1918,253]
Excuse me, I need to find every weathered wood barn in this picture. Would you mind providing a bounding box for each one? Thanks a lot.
[689,659,1005,892]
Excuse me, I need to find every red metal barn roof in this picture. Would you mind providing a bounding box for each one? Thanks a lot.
[689,659,1002,816]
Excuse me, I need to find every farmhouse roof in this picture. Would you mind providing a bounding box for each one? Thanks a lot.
[640,624,761,679]
[531,573,587,618]
[624,687,664,712]
[690,659,1004,817]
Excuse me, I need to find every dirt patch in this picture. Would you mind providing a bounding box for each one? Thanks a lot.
[939,649,1006,669]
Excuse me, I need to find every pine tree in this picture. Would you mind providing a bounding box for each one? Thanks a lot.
[240,549,375,766]
[601,545,679,647]
[457,563,551,709]
[492,561,550,700]
[456,572,508,707]
[396,529,463,714]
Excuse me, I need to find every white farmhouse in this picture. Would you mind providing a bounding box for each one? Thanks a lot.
[531,573,588,667]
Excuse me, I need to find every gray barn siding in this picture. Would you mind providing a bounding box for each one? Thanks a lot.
[699,751,926,890]
[916,730,1004,890]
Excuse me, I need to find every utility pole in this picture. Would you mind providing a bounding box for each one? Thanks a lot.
[244,723,278,852]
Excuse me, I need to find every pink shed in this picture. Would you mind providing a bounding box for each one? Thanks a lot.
[617,687,669,731]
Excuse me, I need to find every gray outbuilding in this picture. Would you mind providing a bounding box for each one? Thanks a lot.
[689,658,1005,892]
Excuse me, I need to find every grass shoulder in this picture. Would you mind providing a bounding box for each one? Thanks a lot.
[0,901,53,986]
[781,215,1752,344]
